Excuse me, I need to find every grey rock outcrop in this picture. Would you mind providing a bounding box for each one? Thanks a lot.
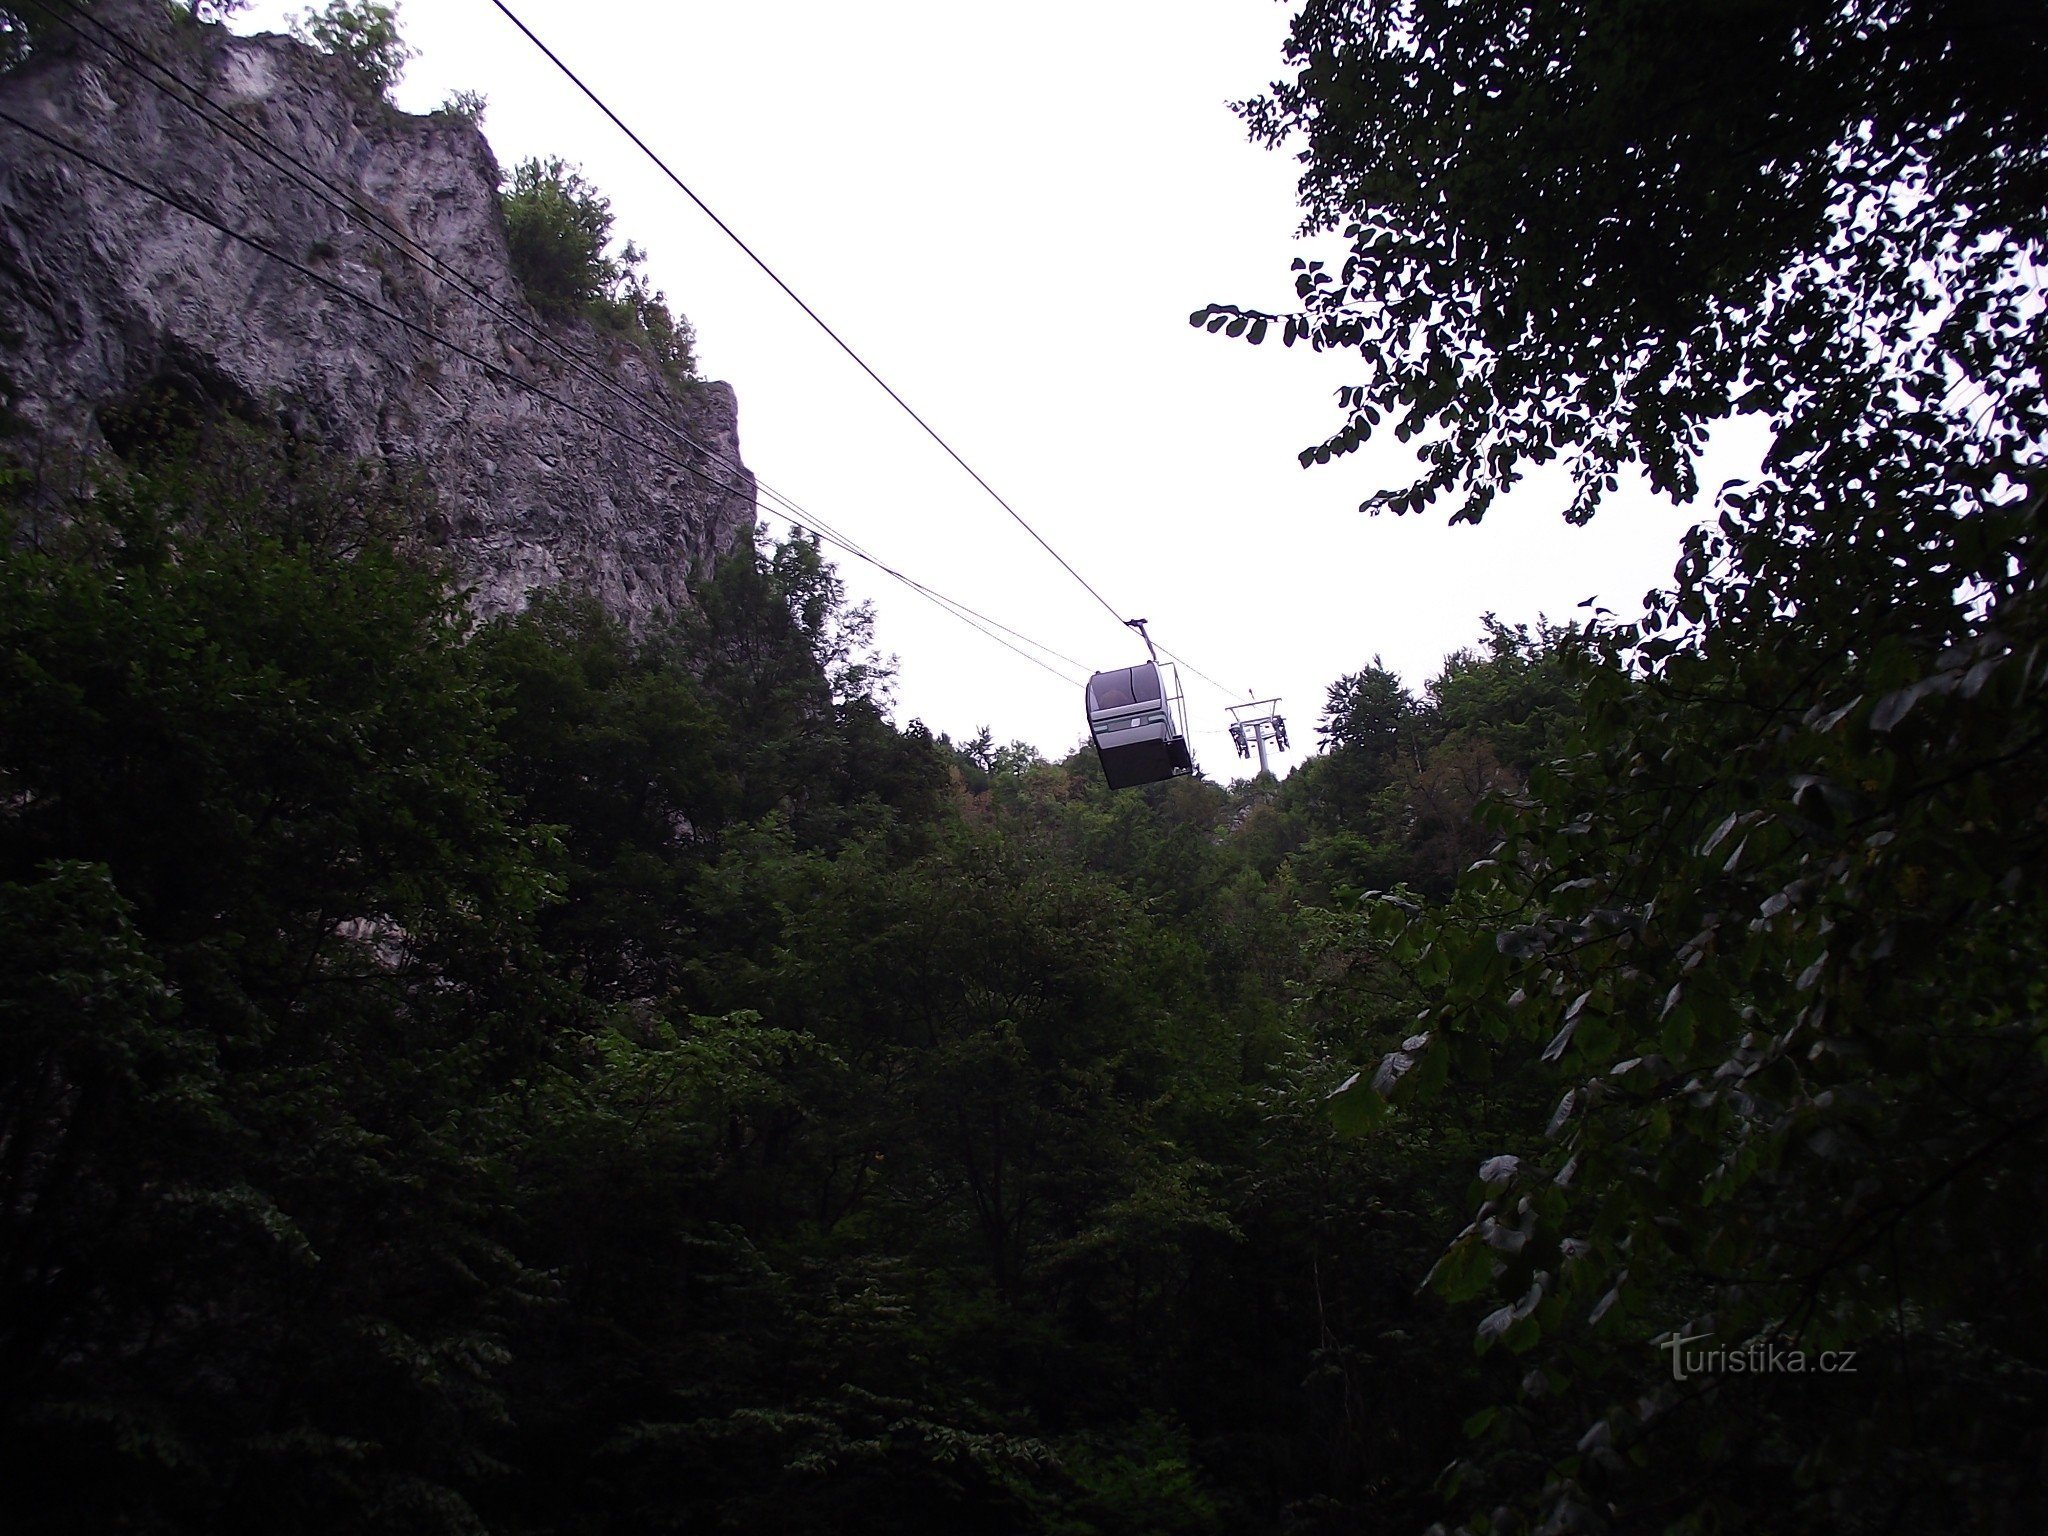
[0,0,754,630]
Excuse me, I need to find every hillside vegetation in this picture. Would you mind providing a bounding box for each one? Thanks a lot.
[0,429,1563,1534]
[3,0,2044,1532]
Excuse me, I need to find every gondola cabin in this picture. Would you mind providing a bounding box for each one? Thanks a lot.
[1085,660,1195,790]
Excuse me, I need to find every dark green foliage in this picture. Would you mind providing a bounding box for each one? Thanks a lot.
[40,337,2040,1534]
[0,421,1578,1534]
[1319,658,1419,763]
[1428,617,1580,777]
[1198,0,2048,527]
[1280,625,1580,902]
[473,595,727,1000]
[1232,3,2048,1532]
[682,528,944,851]
[0,433,556,1532]
[1334,534,2048,1533]
[499,157,614,318]
[498,157,699,381]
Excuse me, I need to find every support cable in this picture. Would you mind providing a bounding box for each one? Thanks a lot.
[485,0,1211,657]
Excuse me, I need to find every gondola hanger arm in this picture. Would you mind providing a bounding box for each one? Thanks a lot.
[1124,618,1160,666]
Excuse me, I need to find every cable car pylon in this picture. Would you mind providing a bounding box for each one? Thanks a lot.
[1227,696,1290,777]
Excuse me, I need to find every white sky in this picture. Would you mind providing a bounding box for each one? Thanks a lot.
[235,0,1760,778]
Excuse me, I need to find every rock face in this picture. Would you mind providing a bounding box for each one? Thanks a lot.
[0,0,754,630]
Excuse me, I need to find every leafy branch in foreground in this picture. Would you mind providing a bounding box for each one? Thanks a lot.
[1341,534,2048,1529]
[1198,0,2047,528]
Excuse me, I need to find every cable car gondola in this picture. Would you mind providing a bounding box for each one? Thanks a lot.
[1086,620,1196,790]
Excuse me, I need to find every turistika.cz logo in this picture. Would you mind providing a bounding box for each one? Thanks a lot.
[1658,1333,1858,1382]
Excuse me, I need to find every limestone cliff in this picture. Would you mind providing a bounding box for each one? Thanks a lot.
[0,0,754,630]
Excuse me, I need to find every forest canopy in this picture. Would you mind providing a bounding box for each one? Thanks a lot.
[0,428,1560,1534]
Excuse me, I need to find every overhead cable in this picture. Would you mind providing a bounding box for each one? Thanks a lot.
[484,0,1166,639]
[486,0,1254,701]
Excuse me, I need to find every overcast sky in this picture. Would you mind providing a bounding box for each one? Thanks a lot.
[236,0,1761,778]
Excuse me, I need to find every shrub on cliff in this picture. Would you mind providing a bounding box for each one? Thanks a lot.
[499,155,698,381]
[289,0,413,100]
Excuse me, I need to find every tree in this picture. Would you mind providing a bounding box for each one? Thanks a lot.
[1319,657,1420,766]
[1426,617,1578,778]
[500,156,618,318]
[1198,0,2047,534]
[473,595,728,1001]
[1221,3,2048,1531]
[681,528,939,852]
[0,430,558,1533]
[499,156,699,379]
[290,0,414,100]
[435,87,486,124]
